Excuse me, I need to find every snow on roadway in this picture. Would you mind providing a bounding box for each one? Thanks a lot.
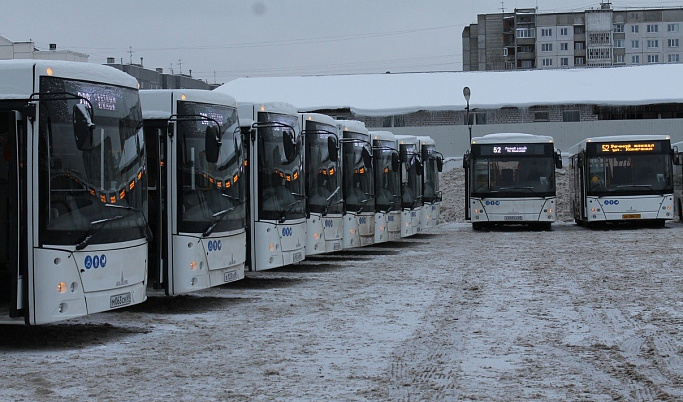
[0,169,682,400]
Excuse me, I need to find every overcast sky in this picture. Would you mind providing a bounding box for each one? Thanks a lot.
[0,0,677,84]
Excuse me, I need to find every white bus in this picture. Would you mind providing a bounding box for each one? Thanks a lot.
[239,103,306,270]
[371,131,401,243]
[301,113,343,255]
[569,135,676,228]
[396,135,423,237]
[464,133,562,230]
[0,60,148,324]
[417,136,443,230]
[140,90,246,295]
[673,140,683,220]
[337,120,375,248]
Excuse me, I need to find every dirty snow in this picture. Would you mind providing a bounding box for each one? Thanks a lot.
[0,168,682,401]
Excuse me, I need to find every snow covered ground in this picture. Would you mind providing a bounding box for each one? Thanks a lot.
[1,169,682,401]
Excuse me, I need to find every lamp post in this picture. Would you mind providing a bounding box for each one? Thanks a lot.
[463,86,472,143]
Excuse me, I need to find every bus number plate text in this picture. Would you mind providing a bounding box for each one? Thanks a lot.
[622,214,641,219]
[224,270,239,282]
[110,292,132,308]
[293,252,303,263]
[504,215,523,221]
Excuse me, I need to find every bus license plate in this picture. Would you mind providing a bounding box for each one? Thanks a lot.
[333,242,341,251]
[110,292,132,308]
[224,270,239,282]
[504,215,523,221]
[293,252,303,263]
[622,214,641,219]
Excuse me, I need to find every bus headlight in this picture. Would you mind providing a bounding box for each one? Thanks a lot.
[190,261,198,270]
[268,243,275,252]
[57,282,67,294]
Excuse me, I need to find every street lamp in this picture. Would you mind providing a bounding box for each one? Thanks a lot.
[463,86,472,143]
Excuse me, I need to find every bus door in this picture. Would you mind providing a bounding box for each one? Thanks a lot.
[240,126,253,270]
[144,122,168,291]
[0,110,25,319]
[463,151,471,220]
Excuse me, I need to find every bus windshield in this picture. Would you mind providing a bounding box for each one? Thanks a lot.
[305,122,342,215]
[471,155,555,197]
[423,145,441,203]
[587,153,673,196]
[400,144,422,209]
[257,112,305,221]
[343,133,374,213]
[38,76,147,246]
[374,141,400,212]
[176,101,245,234]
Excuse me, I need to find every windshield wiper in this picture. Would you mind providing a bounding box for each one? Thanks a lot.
[279,197,306,223]
[498,186,543,198]
[103,203,153,241]
[322,186,342,216]
[616,184,666,196]
[356,192,375,213]
[75,215,125,251]
[202,206,237,238]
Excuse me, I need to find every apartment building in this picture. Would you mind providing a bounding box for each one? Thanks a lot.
[463,2,683,71]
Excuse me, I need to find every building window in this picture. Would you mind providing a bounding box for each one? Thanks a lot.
[575,42,585,50]
[560,27,569,36]
[669,54,680,62]
[574,26,585,34]
[542,58,553,66]
[541,43,553,52]
[669,39,679,48]
[516,28,535,38]
[631,40,639,49]
[563,111,580,122]
[518,45,534,53]
[631,25,639,33]
[647,39,659,48]
[575,57,585,65]
[668,23,679,32]
[561,57,569,66]
[613,23,624,33]
[648,54,659,63]
[383,115,405,127]
[647,24,659,33]
[382,116,392,127]
[520,60,534,69]
[614,39,624,48]
[561,43,569,51]
[534,111,550,122]
[632,55,640,64]
[615,54,625,64]
[541,28,553,37]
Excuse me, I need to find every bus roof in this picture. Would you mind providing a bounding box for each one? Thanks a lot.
[471,133,554,145]
[569,134,672,155]
[336,119,368,135]
[370,130,397,142]
[300,112,337,128]
[0,59,139,97]
[141,89,237,119]
[416,136,436,146]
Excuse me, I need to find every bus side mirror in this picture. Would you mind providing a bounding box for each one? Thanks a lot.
[416,159,423,176]
[672,148,681,165]
[391,152,400,172]
[327,136,338,162]
[283,130,297,163]
[437,157,443,172]
[73,103,95,150]
[205,125,221,164]
[555,151,563,169]
[463,153,470,169]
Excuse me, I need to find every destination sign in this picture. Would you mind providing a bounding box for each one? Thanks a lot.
[477,143,550,156]
[593,141,663,154]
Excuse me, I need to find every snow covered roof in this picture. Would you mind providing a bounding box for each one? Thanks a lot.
[216,64,683,117]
